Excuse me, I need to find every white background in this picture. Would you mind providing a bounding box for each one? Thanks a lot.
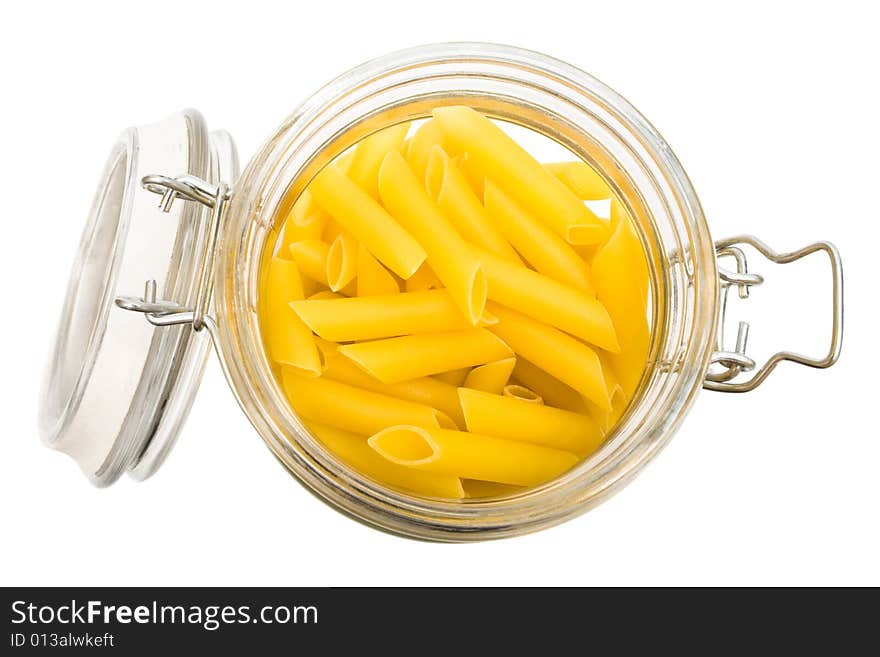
[1,1,877,586]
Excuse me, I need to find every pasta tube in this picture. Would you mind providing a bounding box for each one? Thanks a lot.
[291,289,490,342]
[405,119,446,182]
[356,243,399,297]
[379,150,487,324]
[368,425,578,487]
[432,106,606,244]
[544,161,612,200]
[309,164,426,279]
[308,291,342,300]
[346,123,410,199]
[287,189,329,228]
[488,303,610,410]
[262,258,322,375]
[326,231,358,292]
[433,368,471,387]
[279,211,327,256]
[289,239,330,286]
[282,370,456,435]
[338,328,513,383]
[512,358,589,414]
[461,480,524,498]
[405,263,442,292]
[426,146,521,262]
[502,384,543,405]
[320,347,466,428]
[476,249,619,352]
[452,152,484,197]
[483,180,593,292]
[458,388,603,456]
[307,422,464,498]
[462,357,516,395]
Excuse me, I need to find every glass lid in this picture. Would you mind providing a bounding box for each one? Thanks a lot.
[38,109,238,485]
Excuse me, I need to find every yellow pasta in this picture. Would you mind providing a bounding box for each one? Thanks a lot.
[286,189,329,228]
[356,243,399,297]
[425,146,521,262]
[432,106,606,244]
[338,328,512,383]
[307,422,464,498]
[282,370,456,435]
[452,152,485,197]
[278,211,327,256]
[405,263,442,292]
[592,199,651,398]
[368,425,579,487]
[488,303,609,410]
[262,258,322,376]
[458,388,602,456]
[405,119,446,182]
[502,384,543,405]
[461,480,524,499]
[309,163,426,279]
[476,249,619,352]
[325,231,358,292]
[289,239,331,286]
[432,368,471,387]
[512,358,590,415]
[462,357,516,395]
[378,150,487,324]
[346,123,410,199]
[544,161,613,200]
[291,289,490,342]
[483,179,593,292]
[320,346,466,428]
[308,290,343,300]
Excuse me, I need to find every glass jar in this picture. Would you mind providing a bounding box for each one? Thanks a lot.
[39,43,843,541]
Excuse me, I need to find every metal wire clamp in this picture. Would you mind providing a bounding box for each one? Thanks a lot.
[704,235,843,393]
[114,174,231,331]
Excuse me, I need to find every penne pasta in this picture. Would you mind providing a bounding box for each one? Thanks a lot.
[461,479,524,499]
[458,388,603,456]
[282,369,456,435]
[452,152,485,197]
[368,425,579,487]
[289,239,330,286]
[483,179,593,292]
[320,347,466,429]
[307,422,464,498]
[405,263,442,292]
[502,384,543,405]
[262,258,322,376]
[432,106,606,244]
[426,146,521,262]
[338,328,513,383]
[488,303,610,410]
[346,123,410,199]
[309,163,426,279]
[308,290,343,300]
[432,368,471,387]
[405,119,447,182]
[291,289,489,342]
[462,357,516,395]
[378,150,487,324]
[512,358,590,414]
[544,161,613,200]
[326,231,359,292]
[287,189,329,228]
[356,243,400,297]
[279,211,327,256]
[476,248,619,352]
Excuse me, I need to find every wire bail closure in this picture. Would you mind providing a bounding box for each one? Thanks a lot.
[115,174,230,331]
[704,235,843,393]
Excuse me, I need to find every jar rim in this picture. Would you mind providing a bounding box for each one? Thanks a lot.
[214,42,718,541]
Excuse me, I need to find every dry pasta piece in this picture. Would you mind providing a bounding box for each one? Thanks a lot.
[426,146,521,262]
[262,258,322,376]
[308,290,343,300]
[278,211,327,256]
[320,346,466,428]
[458,388,602,456]
[432,368,471,387]
[326,231,358,292]
[308,422,464,498]
[338,329,512,384]
[452,152,484,197]
[592,200,651,398]
[289,240,330,286]
[476,249,619,352]
[462,357,516,395]
[286,189,329,228]
[309,164,426,279]
[432,106,606,244]
[291,289,491,343]
[488,303,610,410]
[502,384,543,404]
[405,263,442,292]
[379,150,487,324]
[282,370,456,435]
[512,358,590,414]
[461,480,524,498]
[356,243,399,297]
[368,425,578,487]
[405,119,446,182]
[544,161,612,200]
[483,179,593,292]
[346,123,410,199]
